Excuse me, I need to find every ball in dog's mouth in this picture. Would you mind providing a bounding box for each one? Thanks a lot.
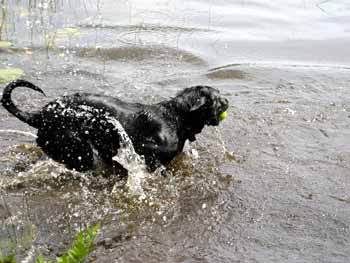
[219,111,227,121]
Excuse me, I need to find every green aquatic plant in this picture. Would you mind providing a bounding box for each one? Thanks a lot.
[44,31,57,58]
[0,254,16,263]
[56,27,80,39]
[0,40,11,48]
[0,224,100,263]
[35,255,48,263]
[0,68,24,84]
[44,27,81,58]
[0,0,7,41]
[55,224,100,263]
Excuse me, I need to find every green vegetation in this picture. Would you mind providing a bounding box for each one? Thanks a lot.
[0,0,6,41]
[0,224,100,263]
[54,224,99,263]
[0,68,24,84]
[0,254,15,263]
[56,27,80,39]
[44,27,81,57]
[0,40,11,48]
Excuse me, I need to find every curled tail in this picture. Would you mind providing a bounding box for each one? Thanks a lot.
[1,79,45,128]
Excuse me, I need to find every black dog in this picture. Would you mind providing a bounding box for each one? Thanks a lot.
[1,80,228,172]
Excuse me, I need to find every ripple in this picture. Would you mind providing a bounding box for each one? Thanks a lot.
[78,23,214,33]
[75,46,207,65]
[206,68,247,80]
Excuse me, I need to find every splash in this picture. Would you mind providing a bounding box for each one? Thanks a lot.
[214,127,236,162]
[107,117,149,197]
[42,100,149,196]
[0,159,80,190]
[183,140,200,159]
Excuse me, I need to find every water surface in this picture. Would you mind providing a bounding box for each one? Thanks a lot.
[0,1,349,262]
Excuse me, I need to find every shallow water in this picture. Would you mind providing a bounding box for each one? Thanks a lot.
[1,0,350,262]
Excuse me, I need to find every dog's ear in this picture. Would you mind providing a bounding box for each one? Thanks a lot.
[190,97,206,112]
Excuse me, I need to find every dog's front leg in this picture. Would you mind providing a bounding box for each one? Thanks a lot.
[138,133,180,172]
[111,160,128,179]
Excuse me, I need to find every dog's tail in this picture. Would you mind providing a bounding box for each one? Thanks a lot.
[1,79,45,128]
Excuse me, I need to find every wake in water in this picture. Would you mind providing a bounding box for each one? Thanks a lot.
[0,118,163,200]
[0,129,37,138]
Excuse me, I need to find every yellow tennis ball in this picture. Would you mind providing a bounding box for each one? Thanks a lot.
[219,111,227,121]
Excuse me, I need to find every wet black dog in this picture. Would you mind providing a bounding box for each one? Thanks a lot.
[1,80,228,172]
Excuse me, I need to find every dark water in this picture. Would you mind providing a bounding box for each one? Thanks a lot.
[1,1,350,262]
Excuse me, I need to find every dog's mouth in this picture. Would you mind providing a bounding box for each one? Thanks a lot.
[187,95,229,141]
[218,101,229,119]
[210,98,229,126]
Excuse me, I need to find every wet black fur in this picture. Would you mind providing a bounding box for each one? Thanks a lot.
[1,79,228,173]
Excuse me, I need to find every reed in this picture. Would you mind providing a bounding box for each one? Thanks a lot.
[0,0,6,40]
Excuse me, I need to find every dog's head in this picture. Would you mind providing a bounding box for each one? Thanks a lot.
[175,86,229,141]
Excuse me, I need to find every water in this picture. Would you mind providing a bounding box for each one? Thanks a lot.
[1,0,350,262]
[108,116,149,197]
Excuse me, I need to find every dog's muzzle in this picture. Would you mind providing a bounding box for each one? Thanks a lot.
[219,97,229,115]
[208,97,229,126]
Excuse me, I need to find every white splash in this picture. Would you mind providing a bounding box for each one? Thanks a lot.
[214,127,236,161]
[183,140,200,159]
[0,159,79,190]
[107,116,149,197]
[20,246,36,263]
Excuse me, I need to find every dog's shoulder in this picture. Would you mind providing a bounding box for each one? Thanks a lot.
[132,107,179,148]
[133,109,161,135]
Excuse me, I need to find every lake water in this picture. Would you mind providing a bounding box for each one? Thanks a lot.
[0,0,350,262]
